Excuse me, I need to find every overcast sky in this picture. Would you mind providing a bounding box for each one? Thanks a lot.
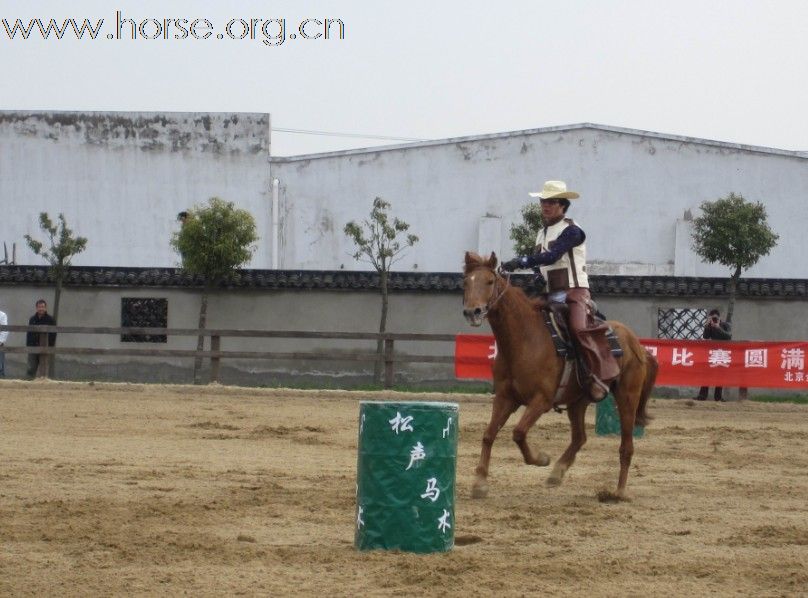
[2,0,807,156]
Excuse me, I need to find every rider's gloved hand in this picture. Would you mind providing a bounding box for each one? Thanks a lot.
[500,259,521,272]
[501,256,530,272]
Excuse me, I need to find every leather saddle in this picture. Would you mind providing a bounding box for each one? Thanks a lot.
[542,302,624,363]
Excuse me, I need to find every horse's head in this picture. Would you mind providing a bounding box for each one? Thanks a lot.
[462,251,504,326]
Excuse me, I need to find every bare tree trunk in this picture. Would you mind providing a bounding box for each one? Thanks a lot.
[49,276,62,378]
[725,266,741,326]
[194,289,209,385]
[53,278,62,325]
[727,265,742,400]
[374,270,389,385]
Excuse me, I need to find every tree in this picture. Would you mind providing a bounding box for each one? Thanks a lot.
[691,192,779,325]
[509,203,543,256]
[344,197,419,384]
[507,202,551,292]
[24,213,88,326]
[171,197,258,384]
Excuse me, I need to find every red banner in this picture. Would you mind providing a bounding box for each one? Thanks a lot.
[455,335,808,389]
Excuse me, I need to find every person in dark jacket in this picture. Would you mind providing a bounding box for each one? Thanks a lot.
[26,299,56,378]
[695,308,732,401]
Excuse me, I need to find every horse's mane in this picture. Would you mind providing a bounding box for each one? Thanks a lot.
[507,285,548,315]
[528,296,547,312]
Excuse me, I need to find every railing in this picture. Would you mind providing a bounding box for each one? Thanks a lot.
[0,325,456,387]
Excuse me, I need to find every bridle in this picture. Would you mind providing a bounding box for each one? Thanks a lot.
[488,267,511,311]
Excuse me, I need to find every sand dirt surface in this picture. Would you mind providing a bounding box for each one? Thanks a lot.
[1,380,807,596]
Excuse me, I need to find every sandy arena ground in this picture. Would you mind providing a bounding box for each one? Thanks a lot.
[1,380,806,597]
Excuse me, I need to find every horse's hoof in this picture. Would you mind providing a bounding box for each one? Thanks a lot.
[546,476,562,487]
[471,482,488,499]
[596,488,630,503]
[534,452,551,467]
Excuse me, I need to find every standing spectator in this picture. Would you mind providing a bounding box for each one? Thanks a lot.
[26,299,56,379]
[695,308,732,401]
[0,307,8,377]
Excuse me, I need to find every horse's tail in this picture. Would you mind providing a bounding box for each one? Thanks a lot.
[635,350,657,428]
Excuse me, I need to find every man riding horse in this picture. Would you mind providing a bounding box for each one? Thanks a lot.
[501,180,618,402]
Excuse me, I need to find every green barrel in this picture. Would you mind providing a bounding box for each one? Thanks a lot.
[595,394,644,438]
[355,401,459,553]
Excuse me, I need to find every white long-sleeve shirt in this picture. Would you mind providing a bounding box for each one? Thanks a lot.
[0,310,8,344]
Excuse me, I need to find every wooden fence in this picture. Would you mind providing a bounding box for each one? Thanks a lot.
[0,325,456,387]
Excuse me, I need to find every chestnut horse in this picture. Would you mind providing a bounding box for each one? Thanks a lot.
[462,251,657,499]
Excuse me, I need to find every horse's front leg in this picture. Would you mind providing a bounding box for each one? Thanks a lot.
[472,392,518,499]
[511,395,552,468]
[547,399,588,487]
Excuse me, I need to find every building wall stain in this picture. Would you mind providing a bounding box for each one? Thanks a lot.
[455,141,501,162]
[355,152,382,167]
[455,143,473,161]
[0,111,269,155]
[305,208,335,249]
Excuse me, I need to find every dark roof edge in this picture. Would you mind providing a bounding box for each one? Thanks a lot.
[1,266,807,298]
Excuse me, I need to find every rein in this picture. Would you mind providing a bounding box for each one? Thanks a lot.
[486,269,511,313]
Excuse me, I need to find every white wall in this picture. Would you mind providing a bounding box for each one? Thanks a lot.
[0,111,271,268]
[272,126,808,278]
[4,116,805,278]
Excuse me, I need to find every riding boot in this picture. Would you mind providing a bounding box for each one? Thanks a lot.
[566,288,619,403]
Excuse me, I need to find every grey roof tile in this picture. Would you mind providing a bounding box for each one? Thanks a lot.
[1,265,807,298]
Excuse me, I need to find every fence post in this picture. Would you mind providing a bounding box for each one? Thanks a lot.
[383,339,395,389]
[210,334,221,384]
[36,332,49,378]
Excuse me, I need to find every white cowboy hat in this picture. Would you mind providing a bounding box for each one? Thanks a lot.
[528,180,580,199]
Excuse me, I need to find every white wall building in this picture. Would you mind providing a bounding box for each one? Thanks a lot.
[271,124,807,278]
[2,112,806,278]
[0,111,270,268]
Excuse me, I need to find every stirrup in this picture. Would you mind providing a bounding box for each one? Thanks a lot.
[588,377,610,403]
